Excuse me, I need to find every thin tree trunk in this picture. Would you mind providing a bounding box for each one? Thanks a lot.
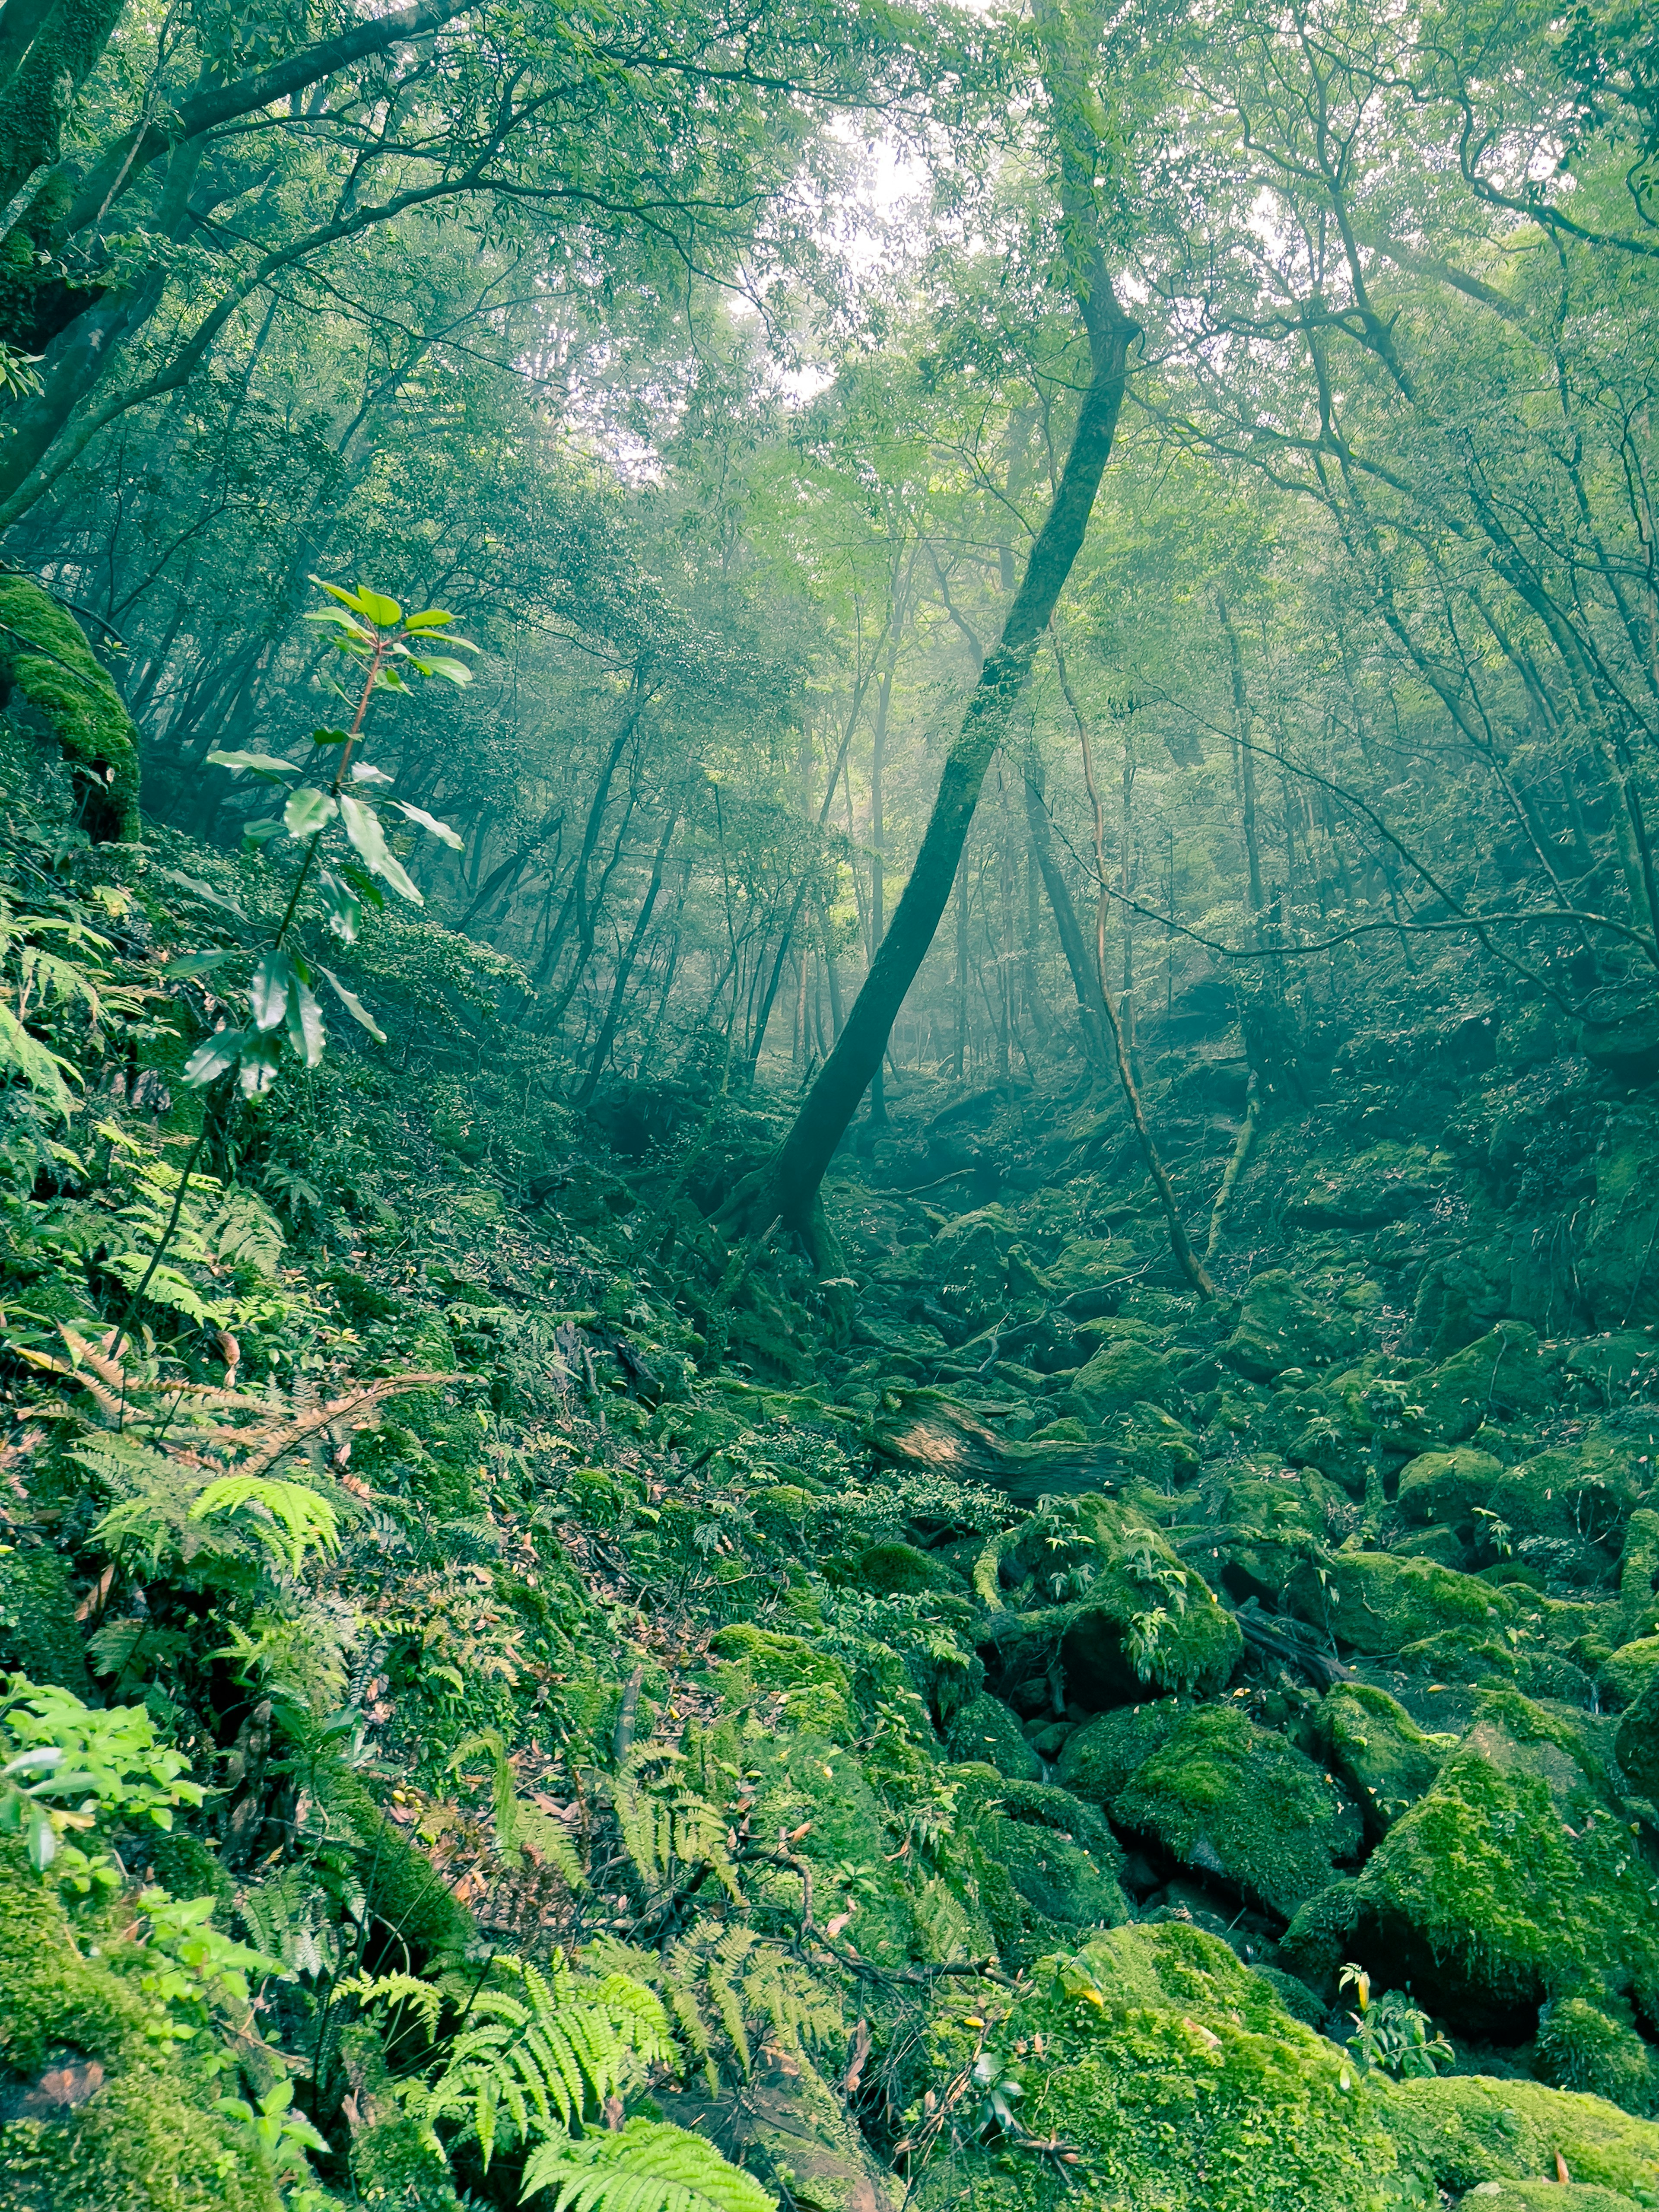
[575,803,680,1107]
[728,273,1141,1232]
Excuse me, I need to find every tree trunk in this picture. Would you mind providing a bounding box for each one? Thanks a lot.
[575,802,680,1106]
[727,279,1140,1232]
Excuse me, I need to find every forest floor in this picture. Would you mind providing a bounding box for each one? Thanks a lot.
[6,764,1659,2212]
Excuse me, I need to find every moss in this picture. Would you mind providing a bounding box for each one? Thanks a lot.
[1054,1698,1188,1805]
[747,1483,816,1539]
[1453,2186,1645,2212]
[953,1774,1131,1942]
[1285,1548,1517,1656]
[1488,1434,1643,1551]
[1062,1335,1177,1418]
[1346,1692,1659,2033]
[338,2024,462,2209]
[1315,1682,1452,1838]
[912,1920,1415,2212]
[1580,1116,1659,1332]
[708,1623,856,1737]
[0,576,139,842]
[1387,2072,1659,2201]
[1621,1512,1659,1644]
[1396,1447,1505,1528]
[944,1692,1041,1780]
[1536,1998,1659,2117]
[0,1844,281,2212]
[1112,1704,1363,1919]
[987,1495,1242,1705]
[0,1548,92,1692]
[1616,1676,1659,1799]
[854,1540,956,1595]
[1600,1639,1659,1712]
[314,1764,476,1962]
[1221,1269,1361,1382]
[1414,1322,1556,1444]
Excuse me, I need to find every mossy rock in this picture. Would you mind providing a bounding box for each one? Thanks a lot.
[1488,1434,1643,1552]
[1389,2071,1659,2201]
[1601,1640,1659,1712]
[748,1483,816,1539]
[0,1843,282,2211]
[1316,1681,1453,1838]
[1622,1513,1659,1644]
[910,1918,1415,2212]
[1054,1697,1189,1805]
[1456,2185,1645,2212]
[944,1692,1041,1780]
[1345,1691,1659,2036]
[986,1495,1242,1704]
[1580,1116,1659,1331]
[338,2024,462,2209]
[1536,1997,1659,2118]
[1063,1335,1177,1418]
[0,1549,91,1692]
[707,1623,856,1736]
[1110,1704,1363,1920]
[0,576,139,842]
[1414,1322,1555,1444]
[1397,1447,1505,1528]
[1616,1676,1659,1798]
[1284,1547,1516,1657]
[1221,1270,1361,1382]
[1097,1398,1201,1484]
[853,1540,956,1596]
[956,1774,1130,1938]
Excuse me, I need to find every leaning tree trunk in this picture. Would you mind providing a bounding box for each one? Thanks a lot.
[723,277,1139,1234]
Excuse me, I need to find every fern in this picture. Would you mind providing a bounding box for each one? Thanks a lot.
[613,1745,740,1907]
[590,1921,840,2098]
[521,2118,777,2211]
[189,1475,340,1573]
[238,1867,342,1979]
[397,1954,672,2171]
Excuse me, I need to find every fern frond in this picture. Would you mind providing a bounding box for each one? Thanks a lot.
[190,1475,340,1573]
[520,2118,778,2212]
[336,1969,445,2036]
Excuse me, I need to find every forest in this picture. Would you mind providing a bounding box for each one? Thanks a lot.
[1,0,1659,2203]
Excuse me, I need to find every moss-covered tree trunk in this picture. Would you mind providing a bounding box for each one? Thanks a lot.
[0,573,139,838]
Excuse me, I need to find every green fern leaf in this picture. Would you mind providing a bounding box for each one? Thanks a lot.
[520,2119,777,2211]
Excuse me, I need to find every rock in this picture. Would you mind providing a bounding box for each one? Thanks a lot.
[1221,1271,1361,1382]
[852,1541,958,1596]
[984,1496,1243,1707]
[1390,2072,1659,2202]
[1414,1322,1556,1443]
[1486,1432,1643,1552]
[1055,1699,1189,1805]
[1619,1511,1659,1643]
[1397,1447,1505,1528]
[1109,1704,1363,1919]
[1615,1675,1659,1797]
[1599,1638,1659,1712]
[1580,1010,1659,1081]
[1580,1115,1659,1329]
[1343,1691,1659,2036]
[1284,1548,1518,1659]
[1313,1682,1453,1839]
[1062,1335,1177,1418]
[944,1693,1042,1780]
[708,1624,856,1736]
[1535,1995,1659,2117]
[1287,1142,1448,1230]
[955,1773,1130,1942]
[654,2047,902,2212]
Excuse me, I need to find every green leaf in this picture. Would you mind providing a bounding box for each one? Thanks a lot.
[206,750,302,780]
[406,655,473,686]
[404,609,453,629]
[338,795,423,903]
[311,727,350,747]
[162,950,241,978]
[182,1027,247,1087]
[349,763,395,787]
[241,820,287,848]
[310,577,372,616]
[284,787,337,838]
[319,869,361,945]
[237,1034,283,1097]
[248,952,293,1033]
[154,869,247,922]
[355,585,403,627]
[285,979,325,1068]
[394,800,465,849]
[318,966,387,1044]
[305,607,374,640]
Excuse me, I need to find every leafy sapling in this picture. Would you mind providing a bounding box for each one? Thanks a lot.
[189,578,474,1096]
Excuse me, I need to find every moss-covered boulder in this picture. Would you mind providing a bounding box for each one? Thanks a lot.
[0,576,140,842]
[0,1844,283,2212]
[1621,1512,1659,1644]
[1580,1116,1659,1332]
[0,1548,92,1692]
[853,1540,957,1595]
[1601,1640,1659,1712]
[1389,2071,1659,2201]
[1063,1334,1177,1417]
[1342,1692,1659,2036]
[1536,1996,1659,2117]
[1454,2185,1644,2212]
[1221,1270,1361,1382]
[984,1495,1242,1707]
[1487,1433,1643,1553]
[1414,1322,1555,1443]
[1616,1675,1659,1799]
[1054,1697,1189,1805]
[708,1624,856,1737]
[1110,1705,1362,1919]
[1314,1682,1454,1839]
[954,1770,1131,1946]
[1284,1547,1517,1659]
[1397,1447,1504,1529]
[944,1693,1041,1780]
